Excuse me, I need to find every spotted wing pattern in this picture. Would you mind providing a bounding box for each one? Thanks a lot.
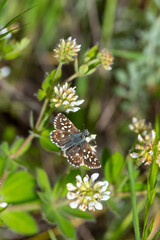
[82,141,101,169]
[64,141,101,169]
[64,145,83,167]
[50,130,72,147]
[50,113,101,169]
[53,113,80,133]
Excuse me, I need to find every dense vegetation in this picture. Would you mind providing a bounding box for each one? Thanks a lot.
[0,1,160,239]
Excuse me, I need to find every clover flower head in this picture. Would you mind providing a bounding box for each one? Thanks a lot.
[130,129,160,166]
[54,37,81,64]
[129,117,152,135]
[0,26,12,39]
[67,173,110,212]
[51,82,84,113]
[98,49,114,70]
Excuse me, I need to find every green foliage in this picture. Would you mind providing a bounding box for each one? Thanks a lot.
[104,152,124,184]
[0,171,37,203]
[0,211,38,235]
[38,69,62,101]
[40,129,60,152]
[1,1,160,239]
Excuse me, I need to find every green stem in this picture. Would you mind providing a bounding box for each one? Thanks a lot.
[128,158,140,240]
[142,117,159,239]
[65,73,79,83]
[10,64,63,159]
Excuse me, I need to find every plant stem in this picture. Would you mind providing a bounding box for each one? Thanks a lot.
[35,98,49,129]
[10,64,63,159]
[65,73,79,83]
[128,158,140,240]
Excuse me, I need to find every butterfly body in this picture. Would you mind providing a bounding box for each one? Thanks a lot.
[50,113,101,169]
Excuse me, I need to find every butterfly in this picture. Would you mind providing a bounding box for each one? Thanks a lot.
[50,113,101,169]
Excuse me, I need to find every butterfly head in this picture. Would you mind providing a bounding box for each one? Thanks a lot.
[83,129,90,137]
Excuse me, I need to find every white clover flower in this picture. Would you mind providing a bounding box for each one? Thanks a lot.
[129,117,152,135]
[0,26,12,39]
[54,37,81,63]
[66,173,110,212]
[130,129,160,166]
[98,49,114,70]
[51,82,84,113]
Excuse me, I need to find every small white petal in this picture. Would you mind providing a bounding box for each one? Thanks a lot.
[100,181,109,192]
[129,124,134,130]
[91,173,99,182]
[94,201,103,210]
[138,134,144,143]
[100,194,110,201]
[83,174,89,184]
[67,183,77,191]
[67,93,75,99]
[79,203,87,211]
[94,181,105,188]
[62,100,69,105]
[55,103,61,108]
[86,134,96,142]
[67,192,76,200]
[70,200,79,209]
[54,86,59,95]
[62,92,67,98]
[132,117,137,124]
[85,196,91,200]
[76,175,82,187]
[72,107,80,112]
[88,201,95,212]
[93,193,100,199]
[74,100,85,106]
[66,108,72,113]
[151,130,156,141]
[130,152,140,158]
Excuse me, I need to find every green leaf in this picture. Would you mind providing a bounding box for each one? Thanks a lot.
[52,208,76,239]
[37,89,46,101]
[104,152,124,183]
[0,155,6,178]
[37,168,51,194]
[40,129,60,152]
[0,0,8,12]
[10,137,30,156]
[0,142,10,158]
[1,211,38,235]
[79,64,89,75]
[0,171,37,203]
[101,147,111,169]
[4,38,30,60]
[4,7,33,28]
[52,169,80,199]
[84,45,98,62]
[42,69,61,94]
[61,206,94,220]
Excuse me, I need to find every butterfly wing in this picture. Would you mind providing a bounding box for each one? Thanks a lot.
[54,113,80,133]
[50,130,73,147]
[82,141,101,169]
[64,144,83,167]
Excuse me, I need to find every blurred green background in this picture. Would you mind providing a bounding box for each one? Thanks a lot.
[0,0,160,239]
